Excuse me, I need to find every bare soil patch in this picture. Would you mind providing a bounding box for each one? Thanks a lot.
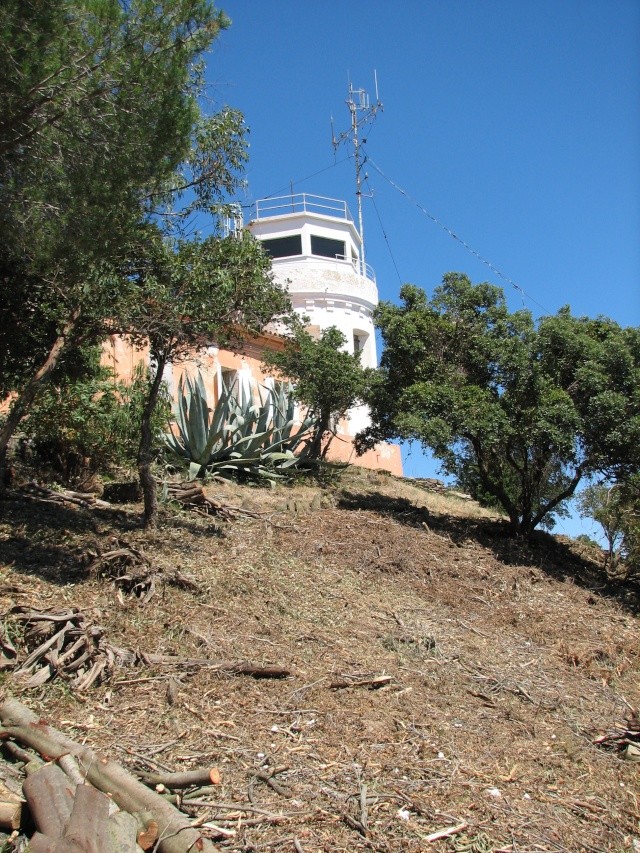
[0,469,638,852]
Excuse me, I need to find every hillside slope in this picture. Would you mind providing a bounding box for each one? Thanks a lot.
[0,470,638,852]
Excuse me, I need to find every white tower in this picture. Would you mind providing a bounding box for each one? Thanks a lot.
[247,193,379,369]
[246,193,378,438]
[241,78,398,459]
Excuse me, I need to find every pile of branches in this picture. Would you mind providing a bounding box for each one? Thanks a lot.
[1,608,293,692]
[4,608,134,691]
[0,698,218,853]
[594,707,640,760]
[85,538,202,602]
[16,483,112,510]
[164,482,262,520]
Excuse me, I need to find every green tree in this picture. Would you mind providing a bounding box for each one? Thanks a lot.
[577,482,626,571]
[619,475,640,578]
[578,477,640,578]
[22,349,169,484]
[0,0,242,478]
[127,229,291,526]
[264,326,369,460]
[359,274,640,536]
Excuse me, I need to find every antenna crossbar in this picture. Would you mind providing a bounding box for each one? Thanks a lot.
[332,73,382,268]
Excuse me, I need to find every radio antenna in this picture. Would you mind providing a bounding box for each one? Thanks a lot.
[332,73,382,268]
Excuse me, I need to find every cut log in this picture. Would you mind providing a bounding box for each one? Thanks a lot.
[57,783,110,853]
[136,817,159,851]
[0,699,218,853]
[22,763,75,837]
[29,831,57,853]
[139,768,220,790]
[105,810,140,853]
[0,797,22,831]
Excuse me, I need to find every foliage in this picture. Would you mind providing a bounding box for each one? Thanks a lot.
[578,477,640,578]
[128,228,292,524]
[22,351,169,483]
[263,326,369,459]
[619,475,640,578]
[0,0,241,470]
[164,370,317,481]
[577,482,625,570]
[0,0,293,527]
[127,229,291,365]
[359,273,640,535]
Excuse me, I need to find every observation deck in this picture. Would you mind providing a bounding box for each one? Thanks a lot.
[248,193,376,284]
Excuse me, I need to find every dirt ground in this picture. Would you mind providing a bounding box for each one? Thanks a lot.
[0,469,639,852]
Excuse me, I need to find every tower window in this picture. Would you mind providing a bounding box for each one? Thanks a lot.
[353,331,368,358]
[261,235,302,258]
[311,235,345,259]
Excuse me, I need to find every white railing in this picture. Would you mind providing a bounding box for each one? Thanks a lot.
[336,253,376,283]
[253,193,354,223]
[274,251,376,284]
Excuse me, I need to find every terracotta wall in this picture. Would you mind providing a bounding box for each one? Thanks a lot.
[101,335,403,477]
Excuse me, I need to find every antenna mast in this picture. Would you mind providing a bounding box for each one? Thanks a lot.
[332,72,382,268]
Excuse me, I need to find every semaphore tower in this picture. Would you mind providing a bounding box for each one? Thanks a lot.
[243,78,401,472]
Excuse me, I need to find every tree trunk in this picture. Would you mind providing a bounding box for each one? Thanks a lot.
[309,411,331,461]
[138,351,167,529]
[0,309,80,490]
[529,466,585,533]
[468,435,520,532]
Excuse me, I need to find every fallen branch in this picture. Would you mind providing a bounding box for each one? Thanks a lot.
[342,812,367,837]
[18,484,112,510]
[252,770,291,798]
[424,821,468,842]
[329,673,393,690]
[594,707,640,759]
[141,653,291,679]
[138,768,221,790]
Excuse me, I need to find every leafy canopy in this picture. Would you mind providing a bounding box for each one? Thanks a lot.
[0,0,242,393]
[128,229,291,365]
[578,476,640,578]
[264,326,370,460]
[359,273,640,535]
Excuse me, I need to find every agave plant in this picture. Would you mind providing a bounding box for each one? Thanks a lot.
[164,370,317,480]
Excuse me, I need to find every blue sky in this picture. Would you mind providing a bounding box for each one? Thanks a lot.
[204,1,640,538]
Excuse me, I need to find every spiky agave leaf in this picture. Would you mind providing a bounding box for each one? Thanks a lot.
[164,370,320,480]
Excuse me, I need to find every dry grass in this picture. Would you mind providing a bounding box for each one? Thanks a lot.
[0,468,639,852]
